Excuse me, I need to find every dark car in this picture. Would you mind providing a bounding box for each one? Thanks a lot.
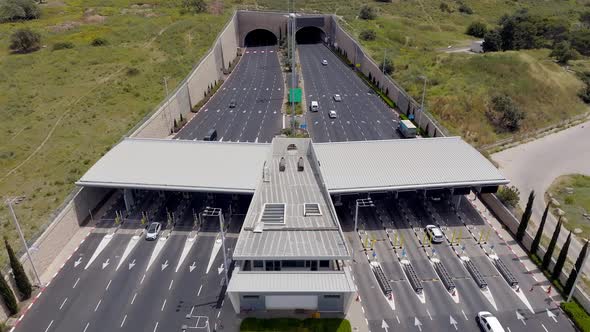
[203,129,218,141]
[229,100,237,108]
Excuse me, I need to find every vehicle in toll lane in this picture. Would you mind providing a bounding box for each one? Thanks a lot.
[398,119,417,138]
[145,222,162,241]
[329,110,337,119]
[476,311,505,332]
[333,94,342,102]
[229,100,237,108]
[322,59,328,66]
[310,101,319,112]
[425,225,444,243]
[203,129,218,141]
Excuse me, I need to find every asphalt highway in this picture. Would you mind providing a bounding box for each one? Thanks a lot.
[298,43,401,142]
[339,193,575,332]
[175,45,283,143]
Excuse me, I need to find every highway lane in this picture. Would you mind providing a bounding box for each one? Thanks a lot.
[175,46,283,143]
[298,43,400,142]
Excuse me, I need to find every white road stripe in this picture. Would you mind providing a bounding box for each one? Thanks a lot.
[168,280,174,290]
[59,298,68,310]
[153,322,159,332]
[197,285,203,296]
[95,299,102,312]
[73,277,80,289]
[105,279,112,291]
[44,320,54,332]
[131,293,137,305]
[161,299,167,311]
[83,323,90,332]
[121,315,127,328]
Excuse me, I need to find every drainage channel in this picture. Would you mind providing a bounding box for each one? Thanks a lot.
[462,256,488,289]
[401,259,423,294]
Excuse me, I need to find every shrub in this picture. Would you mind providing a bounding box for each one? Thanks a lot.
[126,67,140,76]
[359,29,376,41]
[379,57,394,75]
[359,4,376,20]
[571,29,590,56]
[458,3,473,15]
[579,85,590,104]
[565,196,575,205]
[0,0,40,22]
[486,94,524,132]
[482,29,502,52]
[497,185,520,208]
[9,28,40,53]
[466,21,487,38]
[0,272,17,315]
[91,37,108,46]
[561,301,590,332]
[550,41,579,65]
[439,2,451,13]
[52,41,74,50]
[5,238,32,299]
[181,0,207,14]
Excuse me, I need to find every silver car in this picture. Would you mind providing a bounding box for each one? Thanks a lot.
[333,94,342,102]
[425,225,444,244]
[145,222,162,241]
[476,311,505,332]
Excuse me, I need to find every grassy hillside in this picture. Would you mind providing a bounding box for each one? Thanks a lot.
[0,0,229,265]
[247,0,590,145]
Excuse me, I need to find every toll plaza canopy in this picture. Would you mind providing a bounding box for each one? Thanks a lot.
[312,137,509,194]
[76,138,270,193]
[77,136,508,195]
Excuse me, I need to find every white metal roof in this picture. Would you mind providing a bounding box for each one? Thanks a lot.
[312,137,509,194]
[76,138,270,193]
[227,270,356,293]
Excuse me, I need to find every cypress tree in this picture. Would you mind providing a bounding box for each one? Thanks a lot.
[5,238,32,299]
[542,219,562,270]
[552,232,571,280]
[516,190,535,242]
[0,272,18,315]
[531,201,551,255]
[565,240,589,296]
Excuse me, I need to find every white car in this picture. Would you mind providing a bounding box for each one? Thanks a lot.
[333,94,342,102]
[145,222,162,241]
[425,225,444,243]
[328,110,337,119]
[321,59,328,65]
[476,311,505,332]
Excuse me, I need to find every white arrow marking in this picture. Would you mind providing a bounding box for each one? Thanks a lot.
[116,235,140,271]
[74,257,82,268]
[85,234,113,270]
[189,262,197,272]
[206,238,222,274]
[516,311,526,325]
[547,308,557,323]
[146,236,168,272]
[161,260,169,271]
[102,258,110,270]
[218,264,224,275]
[128,259,136,270]
[450,315,458,330]
[175,236,196,273]
[381,320,389,331]
[414,317,422,331]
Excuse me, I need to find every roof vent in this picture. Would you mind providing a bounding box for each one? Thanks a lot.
[279,157,286,172]
[297,157,304,172]
[260,203,286,224]
[304,203,322,216]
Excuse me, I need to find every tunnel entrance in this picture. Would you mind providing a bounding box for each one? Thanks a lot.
[295,26,325,44]
[244,29,278,47]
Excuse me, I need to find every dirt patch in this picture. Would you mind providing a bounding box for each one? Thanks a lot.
[121,4,158,17]
[48,21,81,32]
[82,8,107,23]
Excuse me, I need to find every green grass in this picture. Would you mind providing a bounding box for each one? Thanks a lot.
[240,318,352,332]
[547,174,590,240]
[562,300,590,332]
[0,0,230,266]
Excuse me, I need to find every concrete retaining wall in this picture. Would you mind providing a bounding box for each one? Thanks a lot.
[480,193,590,312]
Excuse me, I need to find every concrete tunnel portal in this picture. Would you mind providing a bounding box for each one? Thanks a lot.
[295,26,326,44]
[244,29,278,47]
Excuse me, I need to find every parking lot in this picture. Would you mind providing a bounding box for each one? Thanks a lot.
[337,193,573,332]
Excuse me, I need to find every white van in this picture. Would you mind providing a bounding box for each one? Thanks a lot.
[310,101,319,112]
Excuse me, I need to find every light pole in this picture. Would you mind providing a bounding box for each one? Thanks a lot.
[290,11,296,128]
[202,207,229,286]
[354,198,374,232]
[5,197,43,287]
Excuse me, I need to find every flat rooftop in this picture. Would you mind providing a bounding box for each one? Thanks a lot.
[76,138,269,193]
[233,138,349,260]
[313,137,509,194]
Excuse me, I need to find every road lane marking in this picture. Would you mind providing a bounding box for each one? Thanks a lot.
[153,322,159,332]
[105,279,112,291]
[426,309,432,320]
[217,311,221,318]
[95,299,102,312]
[120,315,127,328]
[169,280,174,290]
[44,320,54,332]
[131,293,137,304]
[59,298,68,310]
[396,315,400,324]
[116,235,140,271]
[542,324,548,332]
[197,285,203,296]
[83,323,90,332]
[461,310,468,320]
[161,299,167,311]
[84,234,113,269]
[140,274,146,284]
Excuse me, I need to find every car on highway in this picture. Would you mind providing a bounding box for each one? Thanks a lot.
[322,59,328,65]
[229,100,237,108]
[329,110,337,119]
[145,222,162,241]
[333,94,342,102]
[310,100,319,112]
[425,225,444,243]
[476,311,505,332]
[203,128,218,141]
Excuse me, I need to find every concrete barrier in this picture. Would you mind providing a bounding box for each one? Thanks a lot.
[480,193,590,312]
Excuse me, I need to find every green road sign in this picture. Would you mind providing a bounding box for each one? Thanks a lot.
[289,88,302,103]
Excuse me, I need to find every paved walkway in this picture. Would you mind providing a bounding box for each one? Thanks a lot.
[492,120,590,275]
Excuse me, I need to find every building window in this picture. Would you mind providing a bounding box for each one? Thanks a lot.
[253,260,263,268]
[281,260,304,268]
[319,260,330,268]
[243,295,260,299]
[324,295,340,299]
